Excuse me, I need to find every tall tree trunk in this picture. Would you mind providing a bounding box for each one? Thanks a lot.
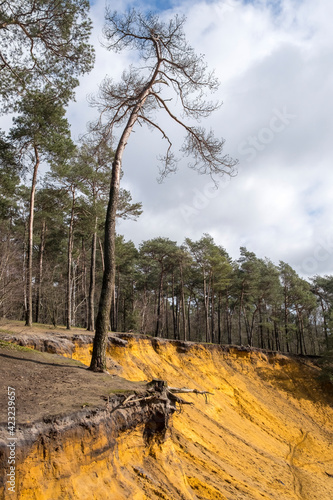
[284,287,290,353]
[211,277,215,344]
[141,286,148,334]
[274,320,280,351]
[187,295,191,341]
[165,293,169,338]
[238,285,244,345]
[90,65,162,369]
[172,272,177,339]
[82,238,88,328]
[156,269,164,337]
[113,271,120,331]
[318,295,329,349]
[259,304,264,349]
[203,273,210,343]
[90,157,121,370]
[226,291,232,344]
[196,299,200,341]
[72,260,77,327]
[87,224,97,331]
[25,145,40,327]
[180,262,187,341]
[66,187,75,330]
[35,219,46,324]
[22,221,27,320]
[217,292,221,344]
[98,237,105,272]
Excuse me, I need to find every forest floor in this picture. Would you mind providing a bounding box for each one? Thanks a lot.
[0,320,146,425]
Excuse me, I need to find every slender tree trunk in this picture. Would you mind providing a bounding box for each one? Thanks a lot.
[226,289,232,344]
[180,262,187,341]
[238,285,244,345]
[72,260,77,327]
[87,224,97,331]
[165,294,169,338]
[187,295,191,341]
[274,321,280,351]
[141,286,148,334]
[211,278,215,344]
[176,295,181,338]
[22,221,27,320]
[318,295,329,349]
[195,299,200,341]
[98,237,105,272]
[90,157,121,370]
[25,146,40,327]
[123,296,126,332]
[172,272,177,339]
[259,304,264,349]
[203,273,210,342]
[82,238,88,328]
[217,292,221,344]
[284,287,290,352]
[247,305,259,347]
[115,272,120,331]
[156,269,164,337]
[66,187,75,330]
[35,219,46,324]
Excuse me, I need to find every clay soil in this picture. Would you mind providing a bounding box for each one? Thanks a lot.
[0,321,146,426]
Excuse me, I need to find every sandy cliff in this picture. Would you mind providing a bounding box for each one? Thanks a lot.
[0,325,332,499]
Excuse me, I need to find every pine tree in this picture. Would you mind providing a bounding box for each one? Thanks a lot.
[89,9,237,371]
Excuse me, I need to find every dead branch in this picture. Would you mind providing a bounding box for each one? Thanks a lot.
[168,387,214,395]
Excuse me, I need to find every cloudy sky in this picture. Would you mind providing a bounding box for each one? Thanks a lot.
[67,0,333,278]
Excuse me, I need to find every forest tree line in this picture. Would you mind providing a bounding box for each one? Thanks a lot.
[1,168,333,357]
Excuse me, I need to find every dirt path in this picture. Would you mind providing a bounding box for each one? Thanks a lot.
[0,343,146,426]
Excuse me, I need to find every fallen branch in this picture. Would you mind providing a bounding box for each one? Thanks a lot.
[168,387,214,395]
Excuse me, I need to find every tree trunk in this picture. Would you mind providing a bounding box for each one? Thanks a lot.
[238,285,244,345]
[211,277,215,344]
[217,292,221,344]
[172,272,177,340]
[87,225,97,331]
[66,187,75,330]
[82,238,88,328]
[284,288,290,353]
[180,262,187,341]
[156,269,164,337]
[203,273,210,343]
[226,289,232,344]
[274,319,281,351]
[90,61,162,370]
[259,304,264,349]
[22,221,27,320]
[35,219,46,324]
[90,157,121,371]
[318,295,329,349]
[141,286,148,334]
[165,293,169,338]
[72,260,77,327]
[25,146,40,327]
[98,237,105,272]
[187,295,191,341]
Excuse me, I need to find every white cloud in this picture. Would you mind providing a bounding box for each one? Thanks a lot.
[66,0,333,277]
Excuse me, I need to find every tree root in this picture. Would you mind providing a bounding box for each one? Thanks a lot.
[112,379,213,410]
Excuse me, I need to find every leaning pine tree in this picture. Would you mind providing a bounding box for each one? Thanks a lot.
[89,9,237,372]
